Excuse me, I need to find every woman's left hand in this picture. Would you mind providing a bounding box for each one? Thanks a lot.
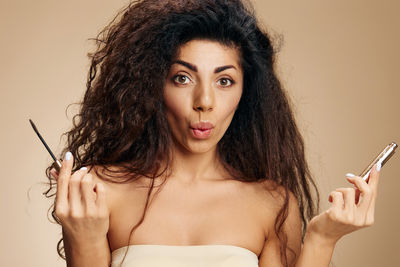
[306,163,380,245]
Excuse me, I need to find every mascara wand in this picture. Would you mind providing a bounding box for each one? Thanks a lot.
[29,119,62,172]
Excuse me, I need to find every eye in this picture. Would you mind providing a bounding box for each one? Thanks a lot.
[172,74,191,85]
[217,78,234,87]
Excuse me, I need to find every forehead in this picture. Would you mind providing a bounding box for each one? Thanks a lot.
[173,39,242,68]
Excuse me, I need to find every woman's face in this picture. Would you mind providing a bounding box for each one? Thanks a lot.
[163,39,243,154]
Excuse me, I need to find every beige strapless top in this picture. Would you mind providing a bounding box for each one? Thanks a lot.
[111,244,259,267]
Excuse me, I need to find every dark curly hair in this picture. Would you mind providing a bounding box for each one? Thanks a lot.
[44,0,319,265]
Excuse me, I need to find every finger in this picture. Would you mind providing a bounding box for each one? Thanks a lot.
[81,173,96,211]
[355,189,361,204]
[345,173,360,204]
[95,183,108,214]
[69,167,87,215]
[365,164,380,223]
[346,176,372,209]
[56,152,73,204]
[365,202,376,226]
[367,164,380,196]
[335,188,356,212]
[329,191,344,210]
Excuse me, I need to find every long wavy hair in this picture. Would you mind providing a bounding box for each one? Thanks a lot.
[44,0,319,265]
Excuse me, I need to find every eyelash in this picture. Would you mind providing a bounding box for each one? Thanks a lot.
[172,74,235,87]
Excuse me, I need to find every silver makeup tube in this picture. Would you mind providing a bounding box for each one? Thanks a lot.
[360,142,397,181]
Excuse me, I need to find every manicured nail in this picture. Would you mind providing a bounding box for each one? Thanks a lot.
[376,162,382,172]
[345,173,355,177]
[65,151,72,161]
[80,167,87,171]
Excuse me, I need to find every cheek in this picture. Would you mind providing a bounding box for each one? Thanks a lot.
[217,90,242,121]
[163,88,189,124]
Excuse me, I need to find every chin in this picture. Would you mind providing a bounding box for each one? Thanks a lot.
[181,140,218,155]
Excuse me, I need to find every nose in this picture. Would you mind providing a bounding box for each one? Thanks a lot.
[192,82,215,112]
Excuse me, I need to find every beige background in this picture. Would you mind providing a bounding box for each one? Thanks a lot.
[0,0,399,266]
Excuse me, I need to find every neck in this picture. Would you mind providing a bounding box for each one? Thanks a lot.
[167,143,227,184]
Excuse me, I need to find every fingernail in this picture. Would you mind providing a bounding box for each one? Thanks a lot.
[65,151,72,161]
[80,167,87,171]
[377,162,382,172]
[345,173,355,177]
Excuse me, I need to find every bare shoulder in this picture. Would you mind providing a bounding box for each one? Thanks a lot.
[255,179,302,231]
[242,180,297,218]
[226,179,299,237]
[253,179,303,266]
[87,165,152,211]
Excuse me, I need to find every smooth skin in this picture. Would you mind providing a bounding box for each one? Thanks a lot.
[52,40,381,267]
[54,153,110,267]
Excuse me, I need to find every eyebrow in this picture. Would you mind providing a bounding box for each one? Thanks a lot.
[172,59,237,73]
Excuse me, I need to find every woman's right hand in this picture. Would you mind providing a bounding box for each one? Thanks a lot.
[52,151,110,248]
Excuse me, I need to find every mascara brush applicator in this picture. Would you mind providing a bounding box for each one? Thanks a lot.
[29,119,62,172]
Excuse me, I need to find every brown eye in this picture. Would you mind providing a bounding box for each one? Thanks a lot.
[217,78,233,87]
[173,75,190,85]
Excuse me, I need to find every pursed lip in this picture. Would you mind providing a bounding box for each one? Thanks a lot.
[190,121,215,130]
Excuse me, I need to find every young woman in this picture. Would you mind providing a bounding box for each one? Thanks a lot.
[46,0,380,266]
